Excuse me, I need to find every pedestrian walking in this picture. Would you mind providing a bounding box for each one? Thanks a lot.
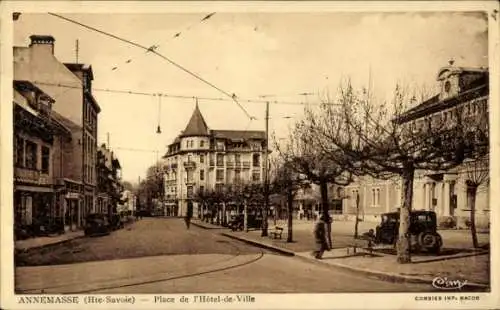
[312,215,329,259]
[185,202,193,229]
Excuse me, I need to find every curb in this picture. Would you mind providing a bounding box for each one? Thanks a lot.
[219,232,489,291]
[220,232,295,256]
[15,234,86,252]
[191,221,225,230]
[293,254,490,291]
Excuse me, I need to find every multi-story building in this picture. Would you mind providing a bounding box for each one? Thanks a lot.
[163,103,267,217]
[13,80,75,238]
[96,144,123,215]
[14,35,101,224]
[343,63,489,228]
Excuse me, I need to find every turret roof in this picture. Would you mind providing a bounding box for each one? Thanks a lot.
[180,102,210,137]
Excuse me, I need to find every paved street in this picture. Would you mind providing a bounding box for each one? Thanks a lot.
[15,218,434,293]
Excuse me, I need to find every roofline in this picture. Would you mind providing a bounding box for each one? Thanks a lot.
[13,80,56,103]
[393,84,488,124]
[85,91,101,113]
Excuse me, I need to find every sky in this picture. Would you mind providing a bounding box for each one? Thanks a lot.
[13,11,488,183]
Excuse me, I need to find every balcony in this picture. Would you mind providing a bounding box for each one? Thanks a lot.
[235,161,241,168]
[171,163,178,170]
[226,161,235,168]
[15,167,51,185]
[242,161,251,169]
[216,161,224,167]
[183,161,196,169]
[209,160,215,167]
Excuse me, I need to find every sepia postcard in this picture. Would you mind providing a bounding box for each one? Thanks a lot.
[1,1,499,309]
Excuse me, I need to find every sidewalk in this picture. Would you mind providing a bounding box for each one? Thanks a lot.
[194,220,490,289]
[15,230,85,251]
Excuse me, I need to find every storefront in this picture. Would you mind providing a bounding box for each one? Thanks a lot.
[14,185,54,239]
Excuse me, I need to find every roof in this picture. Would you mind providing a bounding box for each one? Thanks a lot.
[51,110,82,132]
[180,103,210,137]
[395,69,488,124]
[212,130,266,141]
[14,80,55,103]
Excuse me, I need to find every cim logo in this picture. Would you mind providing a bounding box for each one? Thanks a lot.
[432,277,468,290]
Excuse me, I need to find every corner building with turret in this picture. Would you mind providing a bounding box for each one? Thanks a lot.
[162,103,266,218]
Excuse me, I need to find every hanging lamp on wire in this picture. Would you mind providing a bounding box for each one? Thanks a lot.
[156,93,162,134]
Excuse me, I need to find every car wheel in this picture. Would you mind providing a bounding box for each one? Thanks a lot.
[418,231,439,250]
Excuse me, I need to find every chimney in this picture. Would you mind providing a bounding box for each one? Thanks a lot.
[29,35,55,55]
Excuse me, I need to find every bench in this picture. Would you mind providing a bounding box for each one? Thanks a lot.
[270,226,284,239]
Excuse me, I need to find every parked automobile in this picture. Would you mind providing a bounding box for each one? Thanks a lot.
[368,210,443,253]
[109,213,125,230]
[228,213,263,231]
[84,213,110,237]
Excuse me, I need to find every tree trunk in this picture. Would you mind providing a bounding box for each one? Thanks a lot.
[354,193,360,239]
[319,181,332,249]
[222,202,227,226]
[287,190,294,243]
[244,202,248,232]
[397,168,414,264]
[261,185,269,237]
[467,185,479,248]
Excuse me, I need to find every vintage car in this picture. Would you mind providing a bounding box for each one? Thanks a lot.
[228,213,263,231]
[367,210,443,253]
[84,213,111,237]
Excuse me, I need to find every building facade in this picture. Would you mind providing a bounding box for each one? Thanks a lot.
[163,103,267,217]
[14,35,101,229]
[343,63,489,228]
[96,144,123,215]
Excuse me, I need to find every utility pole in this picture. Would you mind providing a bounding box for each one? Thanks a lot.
[261,101,270,237]
[107,132,110,148]
[75,39,79,64]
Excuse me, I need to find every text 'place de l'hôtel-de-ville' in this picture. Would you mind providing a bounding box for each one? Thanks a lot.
[12,34,489,240]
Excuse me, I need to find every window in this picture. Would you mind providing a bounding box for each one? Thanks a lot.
[252,154,260,167]
[187,186,194,198]
[41,146,50,174]
[215,183,224,192]
[25,140,37,169]
[199,185,205,194]
[200,140,204,148]
[252,170,260,182]
[235,153,241,163]
[235,170,241,182]
[15,136,24,167]
[200,154,204,163]
[216,154,224,166]
[371,188,380,207]
[188,154,192,162]
[351,189,359,208]
[216,169,224,181]
[187,170,193,182]
[200,169,205,181]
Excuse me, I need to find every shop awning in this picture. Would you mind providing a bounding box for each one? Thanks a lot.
[15,185,53,193]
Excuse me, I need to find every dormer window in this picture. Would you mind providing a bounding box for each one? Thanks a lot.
[444,81,451,93]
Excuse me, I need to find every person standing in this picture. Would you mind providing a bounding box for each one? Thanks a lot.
[185,202,193,229]
[312,215,328,259]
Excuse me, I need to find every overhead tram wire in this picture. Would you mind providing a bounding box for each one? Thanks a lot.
[109,12,217,72]
[30,80,336,107]
[47,13,254,121]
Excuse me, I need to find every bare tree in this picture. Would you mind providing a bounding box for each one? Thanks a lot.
[463,155,489,248]
[308,81,488,263]
[275,119,353,249]
[270,157,309,242]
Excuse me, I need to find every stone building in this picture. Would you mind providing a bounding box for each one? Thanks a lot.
[343,63,489,228]
[13,80,77,238]
[14,35,101,225]
[163,103,267,217]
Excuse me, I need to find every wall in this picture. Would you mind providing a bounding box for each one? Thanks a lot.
[14,45,83,127]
